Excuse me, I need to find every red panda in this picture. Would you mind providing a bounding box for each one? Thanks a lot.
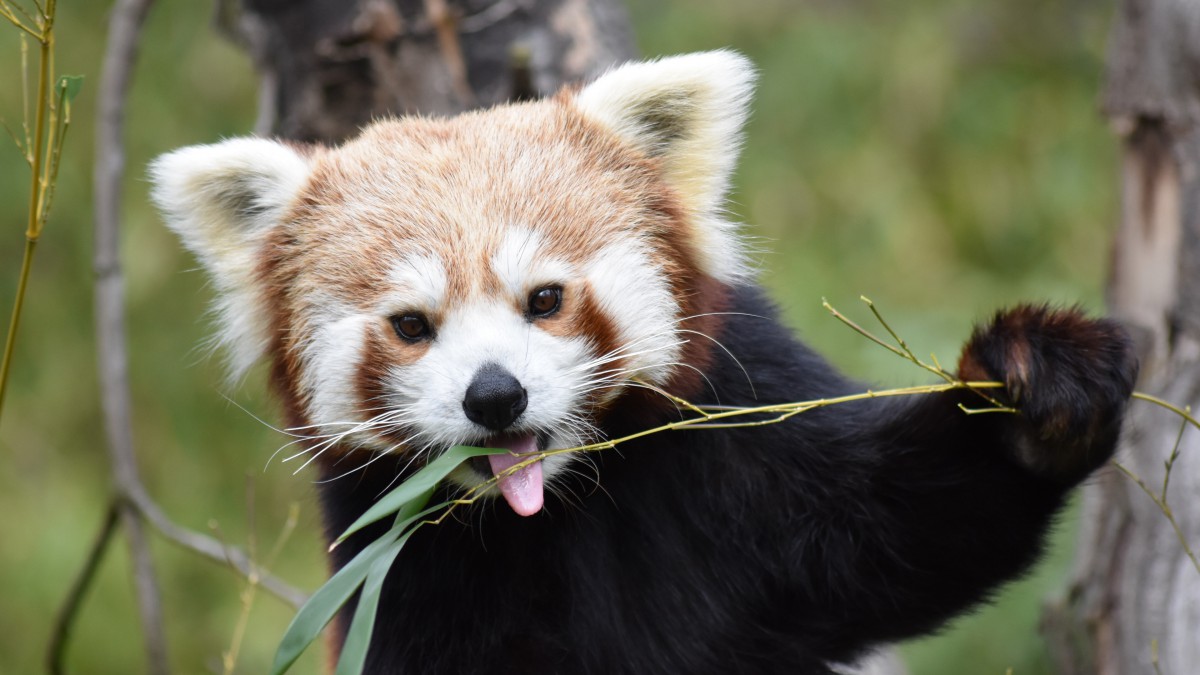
[152,51,1136,674]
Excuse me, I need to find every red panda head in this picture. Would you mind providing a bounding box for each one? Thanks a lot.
[152,51,756,515]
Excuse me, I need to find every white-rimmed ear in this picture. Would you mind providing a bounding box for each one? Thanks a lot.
[572,50,756,282]
[150,138,311,380]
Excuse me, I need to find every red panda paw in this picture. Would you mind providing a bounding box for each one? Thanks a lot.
[957,305,1138,482]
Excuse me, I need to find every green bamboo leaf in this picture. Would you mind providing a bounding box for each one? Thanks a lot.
[270,532,397,675]
[56,75,82,103]
[333,528,415,675]
[334,445,504,545]
[393,485,437,524]
[271,499,450,674]
[275,445,505,673]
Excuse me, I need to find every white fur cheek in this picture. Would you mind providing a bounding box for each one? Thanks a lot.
[298,315,372,442]
[584,239,682,387]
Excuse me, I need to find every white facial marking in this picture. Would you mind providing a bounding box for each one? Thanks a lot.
[584,239,682,388]
[492,228,575,297]
[299,312,372,443]
[381,252,448,314]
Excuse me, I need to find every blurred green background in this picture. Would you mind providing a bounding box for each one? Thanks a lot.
[0,0,1116,673]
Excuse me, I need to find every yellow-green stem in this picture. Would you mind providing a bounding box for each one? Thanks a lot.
[1132,391,1200,430]
[25,16,49,240]
[416,380,1009,528]
[0,6,54,424]
[0,237,38,415]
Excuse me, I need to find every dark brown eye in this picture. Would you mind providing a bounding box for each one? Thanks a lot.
[528,287,562,318]
[390,314,431,341]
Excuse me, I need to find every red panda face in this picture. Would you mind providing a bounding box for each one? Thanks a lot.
[152,51,755,515]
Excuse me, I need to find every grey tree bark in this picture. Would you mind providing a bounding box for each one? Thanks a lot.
[223,0,636,143]
[1042,1,1200,673]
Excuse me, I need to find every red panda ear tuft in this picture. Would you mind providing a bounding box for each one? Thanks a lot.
[149,138,312,381]
[572,50,757,283]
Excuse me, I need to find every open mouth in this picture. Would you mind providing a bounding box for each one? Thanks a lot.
[469,432,544,517]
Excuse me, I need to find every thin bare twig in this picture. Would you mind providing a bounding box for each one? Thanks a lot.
[128,487,309,608]
[1112,457,1200,577]
[92,0,164,671]
[54,0,313,664]
[49,491,308,673]
[47,502,121,675]
[1160,404,1189,500]
[120,508,168,675]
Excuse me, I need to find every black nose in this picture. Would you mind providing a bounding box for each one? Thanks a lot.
[462,363,528,431]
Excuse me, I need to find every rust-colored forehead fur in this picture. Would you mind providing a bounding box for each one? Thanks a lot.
[268,96,694,314]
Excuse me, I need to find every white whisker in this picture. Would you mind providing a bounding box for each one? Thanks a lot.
[676,328,756,399]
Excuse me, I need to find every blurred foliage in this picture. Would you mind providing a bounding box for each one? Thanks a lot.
[0,0,1115,673]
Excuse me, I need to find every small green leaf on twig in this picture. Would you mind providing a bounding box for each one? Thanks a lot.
[57,74,82,102]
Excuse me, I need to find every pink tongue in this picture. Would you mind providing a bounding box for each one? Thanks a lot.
[486,434,543,516]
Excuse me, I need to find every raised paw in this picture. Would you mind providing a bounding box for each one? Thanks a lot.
[957,305,1138,482]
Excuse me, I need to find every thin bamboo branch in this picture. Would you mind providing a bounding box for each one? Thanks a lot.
[824,297,1011,410]
[0,0,50,420]
[222,497,301,675]
[0,4,39,38]
[7,0,36,27]
[1132,391,1200,429]
[352,380,1013,543]
[0,237,37,414]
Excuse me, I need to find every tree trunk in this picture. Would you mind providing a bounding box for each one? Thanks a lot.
[223,1,906,672]
[1043,1,1200,673]
[223,0,636,143]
